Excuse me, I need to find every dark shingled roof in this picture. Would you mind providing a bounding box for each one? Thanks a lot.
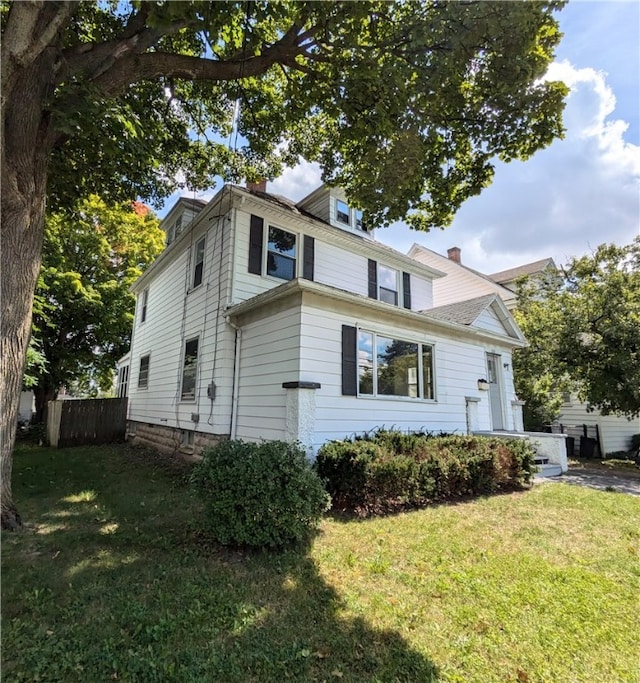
[489,258,555,284]
[421,294,498,326]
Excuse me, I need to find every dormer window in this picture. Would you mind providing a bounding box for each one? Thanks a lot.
[336,199,350,225]
[355,209,363,230]
[166,216,183,245]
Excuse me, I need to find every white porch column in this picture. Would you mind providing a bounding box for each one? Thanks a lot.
[465,396,481,434]
[282,381,321,457]
[511,400,526,432]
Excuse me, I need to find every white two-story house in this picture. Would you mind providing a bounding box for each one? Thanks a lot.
[118,182,528,456]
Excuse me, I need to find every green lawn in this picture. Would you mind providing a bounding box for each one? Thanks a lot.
[2,444,639,683]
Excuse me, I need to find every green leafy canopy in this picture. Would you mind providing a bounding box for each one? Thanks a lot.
[513,238,640,425]
[32,196,164,398]
[37,0,568,228]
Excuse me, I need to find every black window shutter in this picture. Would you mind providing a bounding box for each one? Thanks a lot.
[303,235,315,281]
[248,215,264,274]
[368,259,378,299]
[341,325,357,396]
[402,272,412,310]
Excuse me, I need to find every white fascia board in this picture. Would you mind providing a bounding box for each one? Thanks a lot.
[225,278,527,349]
[468,296,527,344]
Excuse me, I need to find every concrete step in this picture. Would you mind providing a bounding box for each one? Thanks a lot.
[535,463,563,478]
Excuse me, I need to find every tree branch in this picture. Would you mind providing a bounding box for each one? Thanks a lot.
[90,37,318,99]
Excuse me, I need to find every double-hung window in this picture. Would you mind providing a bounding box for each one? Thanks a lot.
[378,265,399,305]
[336,199,351,225]
[267,226,297,280]
[138,355,150,388]
[181,338,199,401]
[192,237,205,288]
[357,330,434,399]
[140,288,149,323]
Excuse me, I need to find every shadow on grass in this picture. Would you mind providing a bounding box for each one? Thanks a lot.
[3,445,439,682]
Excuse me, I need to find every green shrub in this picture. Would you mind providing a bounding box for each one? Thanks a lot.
[190,440,330,548]
[315,432,536,516]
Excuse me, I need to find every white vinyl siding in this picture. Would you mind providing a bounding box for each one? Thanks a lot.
[557,404,640,455]
[409,275,433,311]
[127,214,236,434]
[475,308,508,335]
[314,241,369,296]
[297,302,518,451]
[234,306,302,442]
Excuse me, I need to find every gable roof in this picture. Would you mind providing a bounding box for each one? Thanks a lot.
[422,294,498,325]
[489,258,556,284]
[421,293,526,342]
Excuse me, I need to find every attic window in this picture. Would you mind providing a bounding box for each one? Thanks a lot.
[166,216,182,245]
[336,199,350,225]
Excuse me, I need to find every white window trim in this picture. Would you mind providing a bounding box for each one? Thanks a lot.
[138,354,150,389]
[140,288,148,323]
[377,265,400,306]
[357,329,436,401]
[191,236,206,290]
[264,224,299,281]
[180,336,200,402]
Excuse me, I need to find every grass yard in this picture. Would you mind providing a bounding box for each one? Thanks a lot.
[2,444,639,683]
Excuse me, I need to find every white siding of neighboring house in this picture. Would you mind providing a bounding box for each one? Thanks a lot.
[409,245,513,307]
[557,402,640,455]
[19,391,34,422]
[234,305,302,443]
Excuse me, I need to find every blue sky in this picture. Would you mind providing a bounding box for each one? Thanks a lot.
[163,1,640,274]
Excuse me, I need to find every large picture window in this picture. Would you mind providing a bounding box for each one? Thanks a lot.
[181,338,199,401]
[357,331,434,399]
[267,226,297,280]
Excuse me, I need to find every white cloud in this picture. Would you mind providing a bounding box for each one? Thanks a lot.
[376,60,640,272]
[268,158,322,201]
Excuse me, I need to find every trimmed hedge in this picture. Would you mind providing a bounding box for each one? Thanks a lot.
[190,440,330,548]
[315,430,536,516]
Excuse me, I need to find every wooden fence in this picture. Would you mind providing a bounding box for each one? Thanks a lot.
[47,398,128,448]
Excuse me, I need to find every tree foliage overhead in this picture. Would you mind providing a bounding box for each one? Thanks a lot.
[32,196,164,409]
[6,0,568,228]
[513,238,640,428]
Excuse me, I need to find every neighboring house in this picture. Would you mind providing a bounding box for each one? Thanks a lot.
[409,244,640,455]
[18,391,34,423]
[119,183,527,456]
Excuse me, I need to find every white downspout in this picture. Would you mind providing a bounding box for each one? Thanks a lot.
[227,316,241,440]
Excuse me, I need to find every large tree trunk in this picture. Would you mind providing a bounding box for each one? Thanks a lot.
[1,52,55,530]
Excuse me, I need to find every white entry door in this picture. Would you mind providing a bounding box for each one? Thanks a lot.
[486,353,504,430]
